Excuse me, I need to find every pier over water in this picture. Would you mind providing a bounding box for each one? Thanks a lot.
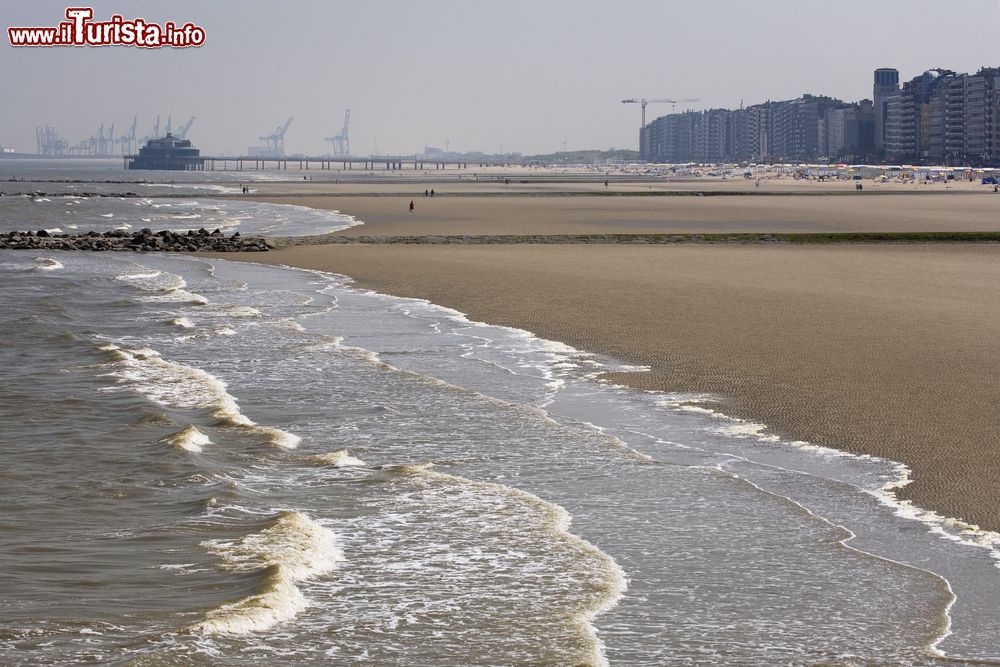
[123,154,522,172]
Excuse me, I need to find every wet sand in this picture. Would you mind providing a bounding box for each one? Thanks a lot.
[255,191,1000,236]
[210,187,1000,531]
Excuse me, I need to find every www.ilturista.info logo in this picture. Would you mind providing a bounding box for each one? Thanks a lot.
[7,7,205,48]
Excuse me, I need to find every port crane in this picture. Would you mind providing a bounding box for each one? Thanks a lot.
[175,116,196,140]
[324,109,350,158]
[260,117,294,157]
[621,97,700,129]
[36,126,68,156]
[143,115,161,143]
[164,115,173,136]
[117,116,138,155]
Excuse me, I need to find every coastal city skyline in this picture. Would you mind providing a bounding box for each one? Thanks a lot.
[3,0,1000,156]
[641,65,1000,165]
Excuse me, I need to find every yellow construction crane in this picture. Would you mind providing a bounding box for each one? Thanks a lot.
[622,97,700,129]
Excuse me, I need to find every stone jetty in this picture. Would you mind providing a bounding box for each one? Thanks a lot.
[0,228,273,252]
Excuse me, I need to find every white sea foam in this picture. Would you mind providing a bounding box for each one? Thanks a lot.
[410,466,627,666]
[309,449,366,467]
[163,425,211,453]
[99,343,300,449]
[214,305,260,317]
[140,290,209,305]
[33,257,63,271]
[190,511,342,635]
[43,227,63,235]
[101,213,114,218]
[169,316,196,329]
[116,269,210,305]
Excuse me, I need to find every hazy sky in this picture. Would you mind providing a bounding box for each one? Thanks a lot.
[3,0,1000,156]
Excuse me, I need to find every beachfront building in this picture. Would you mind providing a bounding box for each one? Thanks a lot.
[640,65,999,166]
[873,68,900,157]
[882,67,1000,165]
[962,67,1000,165]
[643,95,851,163]
[821,100,874,159]
[883,72,948,163]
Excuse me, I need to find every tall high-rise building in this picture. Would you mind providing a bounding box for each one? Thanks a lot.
[873,68,900,157]
[963,67,1000,165]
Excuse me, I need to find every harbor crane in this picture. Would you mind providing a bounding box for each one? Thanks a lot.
[164,115,173,137]
[260,117,294,157]
[69,122,114,156]
[176,116,196,140]
[324,109,351,158]
[621,97,700,129]
[36,126,68,155]
[117,115,138,155]
[143,115,161,143]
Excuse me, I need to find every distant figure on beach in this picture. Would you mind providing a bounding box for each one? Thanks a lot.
[409,200,414,212]
[424,189,429,197]
[605,180,609,188]
[430,189,435,197]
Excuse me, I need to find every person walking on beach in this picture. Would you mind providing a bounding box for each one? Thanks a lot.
[430,189,435,197]
[409,200,414,212]
[424,189,429,197]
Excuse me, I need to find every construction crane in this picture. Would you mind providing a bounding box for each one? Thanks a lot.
[260,117,294,157]
[176,116,196,140]
[164,115,173,136]
[621,97,700,129]
[324,109,350,158]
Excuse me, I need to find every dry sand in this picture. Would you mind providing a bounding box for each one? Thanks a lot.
[210,186,1000,531]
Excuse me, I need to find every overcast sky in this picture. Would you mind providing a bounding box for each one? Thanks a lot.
[3,0,1000,156]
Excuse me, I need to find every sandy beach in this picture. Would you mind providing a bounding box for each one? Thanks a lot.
[214,184,1000,531]
[249,187,1000,237]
